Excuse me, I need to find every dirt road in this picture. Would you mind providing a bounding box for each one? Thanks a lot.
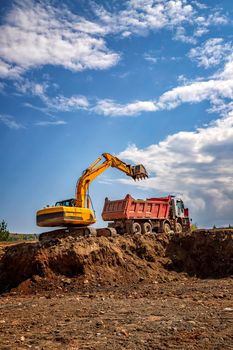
[0,278,233,350]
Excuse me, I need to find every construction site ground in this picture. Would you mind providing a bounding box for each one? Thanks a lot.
[0,229,232,350]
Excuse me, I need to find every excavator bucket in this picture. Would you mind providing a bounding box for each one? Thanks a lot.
[131,164,148,180]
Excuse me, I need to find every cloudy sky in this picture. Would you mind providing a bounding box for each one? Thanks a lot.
[0,0,232,232]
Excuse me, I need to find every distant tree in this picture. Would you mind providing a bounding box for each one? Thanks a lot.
[213,224,216,229]
[0,220,10,241]
[27,234,38,241]
[191,223,198,231]
[229,224,232,229]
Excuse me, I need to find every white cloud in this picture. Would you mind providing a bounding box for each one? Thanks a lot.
[95,0,228,41]
[15,44,233,119]
[189,38,233,68]
[96,0,194,34]
[0,1,228,78]
[15,79,89,112]
[144,53,158,64]
[35,120,67,126]
[0,1,120,78]
[192,1,208,10]
[215,53,233,80]
[0,59,24,78]
[94,99,157,116]
[205,11,228,26]
[157,79,233,111]
[0,114,24,129]
[93,78,233,117]
[174,26,197,44]
[93,53,233,116]
[47,95,89,112]
[16,78,157,116]
[14,80,48,96]
[118,111,233,226]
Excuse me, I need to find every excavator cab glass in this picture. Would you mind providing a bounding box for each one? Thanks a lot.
[55,199,76,207]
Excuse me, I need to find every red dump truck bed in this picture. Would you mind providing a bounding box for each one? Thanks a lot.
[102,194,171,221]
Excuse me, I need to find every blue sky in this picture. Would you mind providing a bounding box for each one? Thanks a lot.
[0,0,233,232]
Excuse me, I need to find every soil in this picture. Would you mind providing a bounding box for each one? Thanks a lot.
[0,229,232,349]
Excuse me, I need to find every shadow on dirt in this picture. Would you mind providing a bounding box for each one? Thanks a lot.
[0,241,41,293]
[165,229,233,278]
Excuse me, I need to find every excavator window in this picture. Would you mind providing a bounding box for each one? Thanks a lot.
[55,199,75,207]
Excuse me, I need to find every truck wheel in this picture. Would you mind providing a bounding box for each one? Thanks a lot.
[163,222,171,234]
[131,222,142,235]
[175,223,183,233]
[141,222,152,234]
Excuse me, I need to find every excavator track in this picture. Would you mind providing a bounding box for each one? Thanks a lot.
[39,227,117,242]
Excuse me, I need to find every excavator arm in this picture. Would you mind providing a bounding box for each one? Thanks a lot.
[75,153,148,208]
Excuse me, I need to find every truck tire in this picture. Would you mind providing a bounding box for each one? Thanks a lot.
[163,222,171,234]
[141,222,152,234]
[175,222,183,233]
[131,222,142,235]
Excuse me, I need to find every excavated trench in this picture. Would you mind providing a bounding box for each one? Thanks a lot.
[0,229,232,294]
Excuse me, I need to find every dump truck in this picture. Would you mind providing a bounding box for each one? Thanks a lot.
[37,153,148,241]
[102,194,190,234]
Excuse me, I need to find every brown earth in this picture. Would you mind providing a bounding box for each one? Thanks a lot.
[0,229,232,349]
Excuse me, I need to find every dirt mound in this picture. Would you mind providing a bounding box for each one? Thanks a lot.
[0,229,233,294]
[166,229,233,278]
[0,234,173,294]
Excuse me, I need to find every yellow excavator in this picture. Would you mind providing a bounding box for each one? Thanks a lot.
[37,153,148,241]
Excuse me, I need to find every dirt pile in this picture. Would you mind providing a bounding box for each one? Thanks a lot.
[0,234,171,294]
[0,229,232,294]
[166,229,233,278]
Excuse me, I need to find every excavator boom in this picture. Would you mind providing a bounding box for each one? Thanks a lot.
[36,153,148,228]
[75,153,148,208]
